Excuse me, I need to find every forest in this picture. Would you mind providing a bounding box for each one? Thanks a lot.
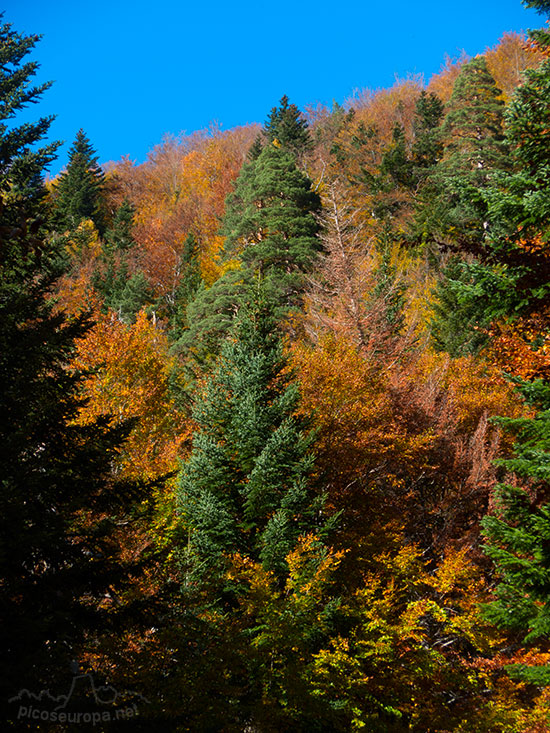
[2,0,550,730]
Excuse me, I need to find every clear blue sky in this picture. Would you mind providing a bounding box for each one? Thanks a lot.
[4,1,543,175]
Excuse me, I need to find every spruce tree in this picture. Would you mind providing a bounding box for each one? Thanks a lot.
[177,297,328,590]
[53,128,106,233]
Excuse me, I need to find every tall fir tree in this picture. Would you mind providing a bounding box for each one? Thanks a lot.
[482,379,550,685]
[222,141,321,309]
[264,94,312,158]
[177,296,328,589]
[53,128,106,233]
[0,16,59,225]
[176,140,321,365]
[0,24,159,720]
[415,57,507,252]
[411,90,444,176]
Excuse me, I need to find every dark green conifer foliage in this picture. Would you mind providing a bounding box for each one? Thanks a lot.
[177,298,327,588]
[54,128,106,233]
[104,197,135,251]
[247,133,264,161]
[371,225,406,335]
[482,379,550,686]
[168,233,203,338]
[0,27,159,713]
[380,123,414,189]
[0,16,59,225]
[415,58,507,251]
[411,90,444,174]
[522,0,550,50]
[441,57,550,342]
[223,142,321,309]
[264,94,312,157]
[429,257,494,356]
[178,142,321,365]
[93,199,154,322]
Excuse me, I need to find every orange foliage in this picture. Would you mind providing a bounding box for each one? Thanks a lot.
[106,125,258,298]
[428,52,469,103]
[72,308,190,480]
[485,32,546,101]
[344,76,424,145]
[291,332,522,549]
[486,308,550,381]
[53,220,102,314]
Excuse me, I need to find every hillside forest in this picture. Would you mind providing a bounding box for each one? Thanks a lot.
[3,1,550,730]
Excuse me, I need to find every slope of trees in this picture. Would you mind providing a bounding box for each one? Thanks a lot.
[3,3,550,730]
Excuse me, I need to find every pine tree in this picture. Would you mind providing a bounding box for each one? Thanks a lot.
[177,298,328,589]
[264,94,312,158]
[53,128,106,233]
[0,16,59,225]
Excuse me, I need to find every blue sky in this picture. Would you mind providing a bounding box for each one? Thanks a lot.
[4,1,543,175]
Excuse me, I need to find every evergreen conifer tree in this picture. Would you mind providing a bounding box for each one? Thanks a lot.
[53,128,106,233]
[104,197,135,252]
[177,140,321,364]
[482,379,550,685]
[223,141,321,312]
[264,95,312,158]
[415,57,507,251]
[522,0,550,51]
[169,232,203,338]
[411,90,444,176]
[177,297,328,590]
[0,24,158,716]
[0,16,59,225]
